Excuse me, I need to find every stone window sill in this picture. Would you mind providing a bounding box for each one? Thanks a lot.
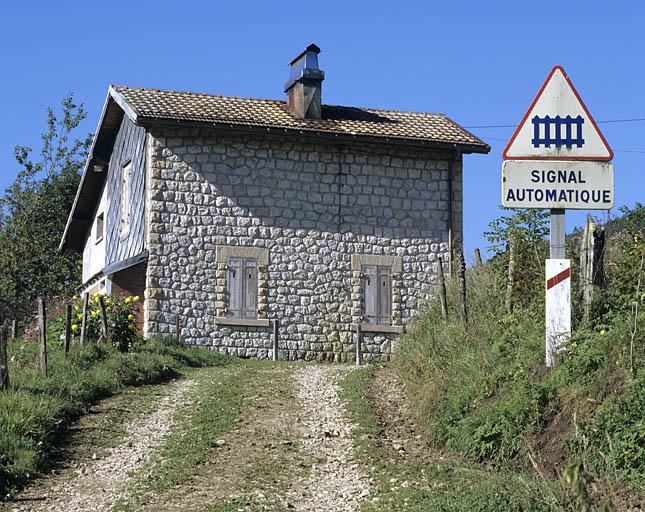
[359,324,404,334]
[214,317,270,328]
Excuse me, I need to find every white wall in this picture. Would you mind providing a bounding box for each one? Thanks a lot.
[82,183,108,283]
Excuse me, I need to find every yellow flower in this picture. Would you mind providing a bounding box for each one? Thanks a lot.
[74,305,80,311]
[72,295,79,301]
[124,297,132,304]
[128,323,136,330]
[128,314,135,320]
[600,330,606,336]
[91,310,99,317]
[77,313,83,320]
[71,324,79,332]
[133,295,140,302]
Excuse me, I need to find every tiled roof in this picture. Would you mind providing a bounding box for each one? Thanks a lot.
[111,86,489,152]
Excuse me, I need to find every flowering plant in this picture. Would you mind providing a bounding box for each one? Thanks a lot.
[69,293,141,352]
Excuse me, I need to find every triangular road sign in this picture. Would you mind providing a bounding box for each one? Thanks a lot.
[503,66,613,161]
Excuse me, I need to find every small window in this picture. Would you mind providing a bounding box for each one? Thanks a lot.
[227,257,258,319]
[120,161,132,235]
[363,265,392,325]
[95,212,104,243]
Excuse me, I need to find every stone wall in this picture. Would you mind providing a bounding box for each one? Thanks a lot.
[144,127,463,361]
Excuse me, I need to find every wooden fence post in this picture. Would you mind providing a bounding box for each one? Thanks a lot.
[579,217,595,324]
[80,292,89,345]
[474,248,483,266]
[0,321,9,391]
[437,257,448,319]
[580,219,606,324]
[457,250,468,326]
[98,295,110,345]
[10,318,17,340]
[64,304,72,357]
[38,297,47,377]
[355,323,362,367]
[505,239,516,314]
[592,226,606,287]
[272,319,279,362]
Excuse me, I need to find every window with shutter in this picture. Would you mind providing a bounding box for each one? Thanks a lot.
[227,257,258,319]
[95,212,104,243]
[363,264,392,325]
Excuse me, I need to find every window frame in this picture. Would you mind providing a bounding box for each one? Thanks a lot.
[351,254,403,334]
[226,256,259,320]
[362,264,393,326]
[94,212,104,244]
[213,246,270,328]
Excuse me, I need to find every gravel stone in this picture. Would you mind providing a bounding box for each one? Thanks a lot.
[282,365,371,511]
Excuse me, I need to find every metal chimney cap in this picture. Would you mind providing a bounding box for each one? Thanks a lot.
[284,44,324,92]
[288,43,321,66]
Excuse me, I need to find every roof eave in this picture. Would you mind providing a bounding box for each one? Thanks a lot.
[60,87,140,252]
[135,116,490,154]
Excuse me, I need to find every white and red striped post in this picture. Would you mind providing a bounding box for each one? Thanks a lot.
[545,259,571,367]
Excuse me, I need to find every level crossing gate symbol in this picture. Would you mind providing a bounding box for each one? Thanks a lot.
[531,115,585,148]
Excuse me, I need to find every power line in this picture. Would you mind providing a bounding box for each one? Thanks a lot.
[463,117,645,129]
[479,137,645,154]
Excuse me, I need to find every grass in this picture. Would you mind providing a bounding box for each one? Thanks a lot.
[339,366,562,511]
[116,361,302,511]
[0,336,229,498]
[393,260,644,509]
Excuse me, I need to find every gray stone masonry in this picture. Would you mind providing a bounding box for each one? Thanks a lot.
[144,127,463,361]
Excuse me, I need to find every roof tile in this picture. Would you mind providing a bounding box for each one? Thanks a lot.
[113,86,489,152]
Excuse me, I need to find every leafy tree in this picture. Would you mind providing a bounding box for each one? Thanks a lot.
[0,94,91,322]
[484,208,549,311]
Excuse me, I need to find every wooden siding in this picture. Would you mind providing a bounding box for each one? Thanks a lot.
[105,116,146,267]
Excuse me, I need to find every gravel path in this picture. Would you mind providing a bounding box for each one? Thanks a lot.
[283,365,371,512]
[11,378,196,512]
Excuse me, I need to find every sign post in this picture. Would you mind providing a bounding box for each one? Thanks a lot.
[501,65,614,367]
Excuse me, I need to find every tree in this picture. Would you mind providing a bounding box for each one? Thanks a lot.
[484,208,549,311]
[0,94,91,321]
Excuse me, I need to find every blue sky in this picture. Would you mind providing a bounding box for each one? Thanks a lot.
[1,1,643,260]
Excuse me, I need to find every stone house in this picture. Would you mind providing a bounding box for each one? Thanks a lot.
[60,44,489,360]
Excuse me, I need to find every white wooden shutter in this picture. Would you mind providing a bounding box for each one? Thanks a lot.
[378,266,392,325]
[363,265,378,324]
[227,257,243,318]
[242,259,257,319]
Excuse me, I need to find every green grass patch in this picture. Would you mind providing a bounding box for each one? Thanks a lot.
[394,259,644,508]
[339,366,562,511]
[0,337,229,497]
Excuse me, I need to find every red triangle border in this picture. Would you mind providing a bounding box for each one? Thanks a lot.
[502,65,614,162]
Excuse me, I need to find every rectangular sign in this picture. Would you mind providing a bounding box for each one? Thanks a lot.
[502,160,614,209]
[545,259,571,367]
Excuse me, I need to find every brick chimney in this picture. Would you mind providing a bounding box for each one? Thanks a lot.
[284,44,324,120]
